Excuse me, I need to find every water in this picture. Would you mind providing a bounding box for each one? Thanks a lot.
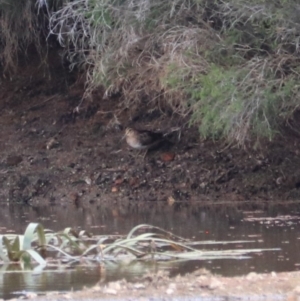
[1,201,300,299]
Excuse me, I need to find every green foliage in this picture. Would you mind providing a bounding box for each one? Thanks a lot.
[0,223,46,265]
[83,0,113,28]
[186,62,299,143]
[162,63,188,90]
[188,65,240,140]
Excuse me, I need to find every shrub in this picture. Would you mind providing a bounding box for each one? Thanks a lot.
[2,0,300,145]
[187,61,300,144]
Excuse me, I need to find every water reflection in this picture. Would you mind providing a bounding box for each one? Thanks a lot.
[1,201,300,299]
[1,264,101,298]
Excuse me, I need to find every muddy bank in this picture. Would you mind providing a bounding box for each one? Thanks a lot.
[1,63,300,208]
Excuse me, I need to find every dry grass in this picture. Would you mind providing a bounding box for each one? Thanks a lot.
[0,0,39,71]
[2,0,300,145]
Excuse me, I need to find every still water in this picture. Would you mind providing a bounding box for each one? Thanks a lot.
[1,201,300,299]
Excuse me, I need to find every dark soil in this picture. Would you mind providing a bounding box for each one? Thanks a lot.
[1,55,300,209]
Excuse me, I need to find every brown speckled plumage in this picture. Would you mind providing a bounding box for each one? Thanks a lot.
[125,127,164,150]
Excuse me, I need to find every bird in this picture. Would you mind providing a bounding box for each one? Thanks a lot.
[124,127,164,156]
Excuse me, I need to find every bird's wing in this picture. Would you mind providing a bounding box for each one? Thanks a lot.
[139,130,163,146]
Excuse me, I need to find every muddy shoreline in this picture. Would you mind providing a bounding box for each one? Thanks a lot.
[16,270,300,301]
[1,66,300,208]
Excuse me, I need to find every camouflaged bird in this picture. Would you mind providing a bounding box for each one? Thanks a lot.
[125,127,164,150]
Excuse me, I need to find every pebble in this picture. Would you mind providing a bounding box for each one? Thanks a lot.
[246,272,258,280]
[104,289,117,295]
[134,283,146,289]
[209,278,222,290]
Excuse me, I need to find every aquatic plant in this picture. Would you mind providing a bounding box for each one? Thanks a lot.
[0,223,280,267]
[0,223,46,265]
